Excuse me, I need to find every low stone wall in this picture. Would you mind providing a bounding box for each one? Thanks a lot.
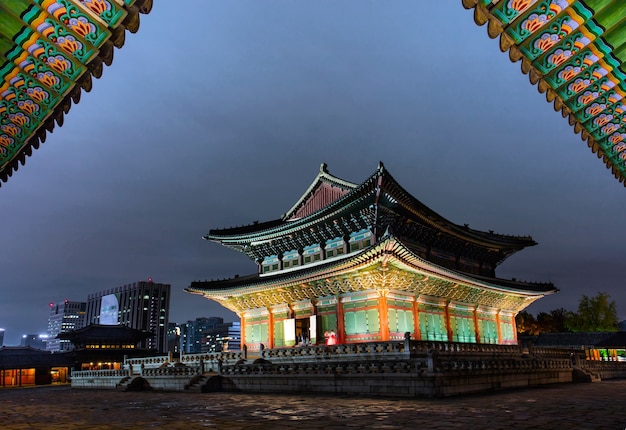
[71,369,129,389]
[220,342,574,397]
[581,360,626,380]
[69,341,626,397]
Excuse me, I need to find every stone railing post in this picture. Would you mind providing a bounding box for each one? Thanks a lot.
[427,347,437,373]
[404,332,411,353]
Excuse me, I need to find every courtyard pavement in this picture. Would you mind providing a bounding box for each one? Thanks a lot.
[0,380,624,429]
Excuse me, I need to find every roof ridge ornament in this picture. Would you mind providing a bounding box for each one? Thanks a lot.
[320,163,328,173]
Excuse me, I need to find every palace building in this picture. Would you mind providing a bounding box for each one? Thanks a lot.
[187,163,557,352]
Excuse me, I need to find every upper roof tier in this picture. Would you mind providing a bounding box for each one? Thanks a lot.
[462,0,626,186]
[0,0,153,186]
[206,162,537,269]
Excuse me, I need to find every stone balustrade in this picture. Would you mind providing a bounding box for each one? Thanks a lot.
[141,366,201,377]
[125,355,171,369]
[72,369,129,378]
[260,340,409,363]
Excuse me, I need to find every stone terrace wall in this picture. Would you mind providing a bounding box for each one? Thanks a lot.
[218,340,574,397]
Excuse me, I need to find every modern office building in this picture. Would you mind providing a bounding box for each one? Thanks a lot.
[85,280,171,353]
[20,334,48,351]
[166,322,180,355]
[180,317,225,354]
[46,300,87,352]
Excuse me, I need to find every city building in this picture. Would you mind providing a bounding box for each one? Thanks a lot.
[58,324,157,371]
[201,321,241,353]
[85,280,171,353]
[188,163,557,353]
[180,317,226,354]
[166,322,180,355]
[20,334,48,351]
[46,300,87,352]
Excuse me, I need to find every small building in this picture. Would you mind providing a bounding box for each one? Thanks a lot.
[188,163,556,353]
[526,332,626,361]
[0,347,72,387]
[58,324,157,371]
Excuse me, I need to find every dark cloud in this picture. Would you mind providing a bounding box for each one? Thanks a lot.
[1,2,624,345]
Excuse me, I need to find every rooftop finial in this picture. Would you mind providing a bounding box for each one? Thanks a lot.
[320,163,328,173]
[377,161,385,171]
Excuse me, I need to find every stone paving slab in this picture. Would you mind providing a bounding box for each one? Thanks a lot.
[1,381,625,429]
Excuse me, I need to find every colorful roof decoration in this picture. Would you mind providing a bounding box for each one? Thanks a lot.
[188,234,556,314]
[462,0,626,186]
[0,0,152,185]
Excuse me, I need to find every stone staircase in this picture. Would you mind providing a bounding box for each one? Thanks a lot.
[115,376,132,391]
[185,373,220,392]
[573,366,601,383]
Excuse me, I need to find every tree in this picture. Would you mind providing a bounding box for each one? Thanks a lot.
[565,292,619,332]
[516,311,539,335]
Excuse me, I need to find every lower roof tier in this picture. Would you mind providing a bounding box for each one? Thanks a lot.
[187,235,556,315]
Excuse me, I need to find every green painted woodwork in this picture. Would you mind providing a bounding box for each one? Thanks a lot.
[478,318,499,344]
[273,321,285,347]
[419,311,447,341]
[464,0,626,185]
[320,314,337,334]
[450,315,476,343]
[344,308,379,335]
[388,308,413,334]
[245,321,268,344]
[0,0,150,185]
[500,320,516,343]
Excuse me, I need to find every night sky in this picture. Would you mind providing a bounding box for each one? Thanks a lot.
[1,1,624,346]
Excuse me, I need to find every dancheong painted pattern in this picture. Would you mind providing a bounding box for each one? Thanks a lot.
[0,0,152,186]
[463,0,626,186]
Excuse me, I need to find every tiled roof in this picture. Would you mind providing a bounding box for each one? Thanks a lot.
[0,0,153,185]
[463,0,626,186]
[188,234,556,298]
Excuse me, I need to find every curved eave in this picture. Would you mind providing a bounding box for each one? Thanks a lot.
[187,235,555,300]
[462,0,626,186]
[0,0,153,187]
[378,164,537,249]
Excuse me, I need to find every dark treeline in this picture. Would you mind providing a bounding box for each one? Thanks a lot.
[516,292,619,335]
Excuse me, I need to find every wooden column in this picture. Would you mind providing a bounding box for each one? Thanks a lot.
[378,291,389,341]
[336,296,345,344]
[240,314,246,351]
[444,302,453,342]
[510,313,518,344]
[496,312,502,345]
[267,308,274,349]
[413,299,421,340]
[473,307,481,344]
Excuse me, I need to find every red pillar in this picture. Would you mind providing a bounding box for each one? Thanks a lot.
[444,302,453,342]
[413,299,421,340]
[473,307,481,344]
[496,312,502,345]
[267,309,274,349]
[336,297,345,344]
[240,314,246,351]
[378,292,389,341]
